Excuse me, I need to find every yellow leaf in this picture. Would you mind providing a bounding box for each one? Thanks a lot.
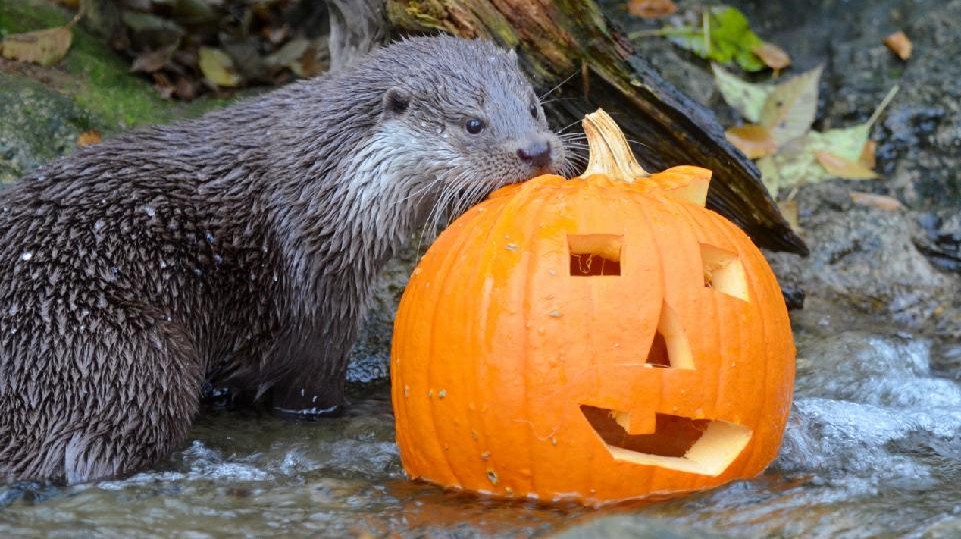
[884,31,912,61]
[627,0,677,18]
[859,140,877,170]
[725,124,778,158]
[77,130,102,147]
[760,65,823,146]
[712,63,773,123]
[753,42,791,70]
[198,47,242,88]
[778,199,800,232]
[849,192,903,211]
[813,151,879,179]
[0,26,72,66]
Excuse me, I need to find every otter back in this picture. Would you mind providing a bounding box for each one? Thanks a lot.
[0,35,566,483]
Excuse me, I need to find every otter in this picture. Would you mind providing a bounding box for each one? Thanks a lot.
[0,35,568,484]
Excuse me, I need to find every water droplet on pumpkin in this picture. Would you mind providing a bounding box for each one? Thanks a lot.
[438,389,447,399]
[404,385,410,397]
[505,243,518,251]
[548,310,562,318]
[486,471,498,485]
[427,389,434,398]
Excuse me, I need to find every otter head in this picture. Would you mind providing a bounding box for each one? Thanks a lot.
[374,36,569,231]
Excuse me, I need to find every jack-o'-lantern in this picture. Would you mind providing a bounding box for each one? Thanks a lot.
[390,110,795,505]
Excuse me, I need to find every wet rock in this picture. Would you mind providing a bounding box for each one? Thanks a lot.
[347,244,422,385]
[767,183,956,327]
[0,75,95,183]
[554,515,720,539]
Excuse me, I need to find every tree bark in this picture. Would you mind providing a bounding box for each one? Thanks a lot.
[385,0,807,255]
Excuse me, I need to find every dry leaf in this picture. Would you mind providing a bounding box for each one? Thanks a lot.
[711,63,774,123]
[813,150,879,179]
[131,47,176,73]
[849,192,903,211]
[859,140,877,170]
[77,130,102,147]
[753,42,791,70]
[778,199,800,232]
[725,124,778,158]
[198,47,242,87]
[0,26,73,66]
[760,66,823,146]
[627,0,678,18]
[884,31,912,60]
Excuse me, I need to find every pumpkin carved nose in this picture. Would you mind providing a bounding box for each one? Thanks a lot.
[517,140,552,169]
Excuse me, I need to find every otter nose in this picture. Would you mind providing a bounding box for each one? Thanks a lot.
[517,140,552,169]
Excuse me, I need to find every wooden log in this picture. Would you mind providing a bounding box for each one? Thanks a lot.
[386,0,807,255]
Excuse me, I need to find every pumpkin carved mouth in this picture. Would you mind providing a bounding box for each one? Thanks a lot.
[577,240,754,476]
[579,406,752,476]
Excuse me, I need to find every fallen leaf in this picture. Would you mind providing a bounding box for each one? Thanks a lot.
[198,47,242,87]
[859,140,877,169]
[849,192,903,211]
[627,0,677,18]
[664,6,768,72]
[813,151,879,179]
[884,31,912,60]
[131,46,177,73]
[712,63,773,123]
[752,41,791,70]
[725,124,778,158]
[77,130,102,147]
[759,65,823,146]
[778,199,800,231]
[0,26,73,66]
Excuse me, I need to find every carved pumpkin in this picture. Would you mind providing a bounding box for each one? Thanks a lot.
[391,110,795,505]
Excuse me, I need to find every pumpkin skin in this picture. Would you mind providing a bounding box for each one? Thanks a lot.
[390,114,795,505]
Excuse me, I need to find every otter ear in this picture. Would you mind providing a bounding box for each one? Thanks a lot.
[384,87,411,116]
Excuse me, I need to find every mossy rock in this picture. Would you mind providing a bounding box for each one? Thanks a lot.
[0,0,223,183]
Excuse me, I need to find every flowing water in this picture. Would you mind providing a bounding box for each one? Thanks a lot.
[2,301,960,537]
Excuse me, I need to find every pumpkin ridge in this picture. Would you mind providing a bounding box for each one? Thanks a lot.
[677,198,789,475]
[424,209,491,487]
[709,212,766,473]
[518,188,561,499]
[676,200,747,476]
[471,185,550,496]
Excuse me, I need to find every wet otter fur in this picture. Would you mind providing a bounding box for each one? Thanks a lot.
[0,36,567,483]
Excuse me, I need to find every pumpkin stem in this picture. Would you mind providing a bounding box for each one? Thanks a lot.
[578,109,649,182]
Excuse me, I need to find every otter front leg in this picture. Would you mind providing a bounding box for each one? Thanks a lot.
[271,350,349,418]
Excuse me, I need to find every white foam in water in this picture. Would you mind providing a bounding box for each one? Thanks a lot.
[775,331,961,480]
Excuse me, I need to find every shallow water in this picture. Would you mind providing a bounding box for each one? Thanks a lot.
[2,302,960,537]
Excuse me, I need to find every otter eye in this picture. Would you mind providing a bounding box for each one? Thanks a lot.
[465,118,485,134]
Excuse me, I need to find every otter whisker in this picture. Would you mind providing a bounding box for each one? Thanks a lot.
[539,70,579,102]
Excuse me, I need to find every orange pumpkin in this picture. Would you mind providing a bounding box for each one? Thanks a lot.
[390,110,795,505]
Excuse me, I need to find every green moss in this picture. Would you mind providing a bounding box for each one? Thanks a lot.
[0,0,223,132]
